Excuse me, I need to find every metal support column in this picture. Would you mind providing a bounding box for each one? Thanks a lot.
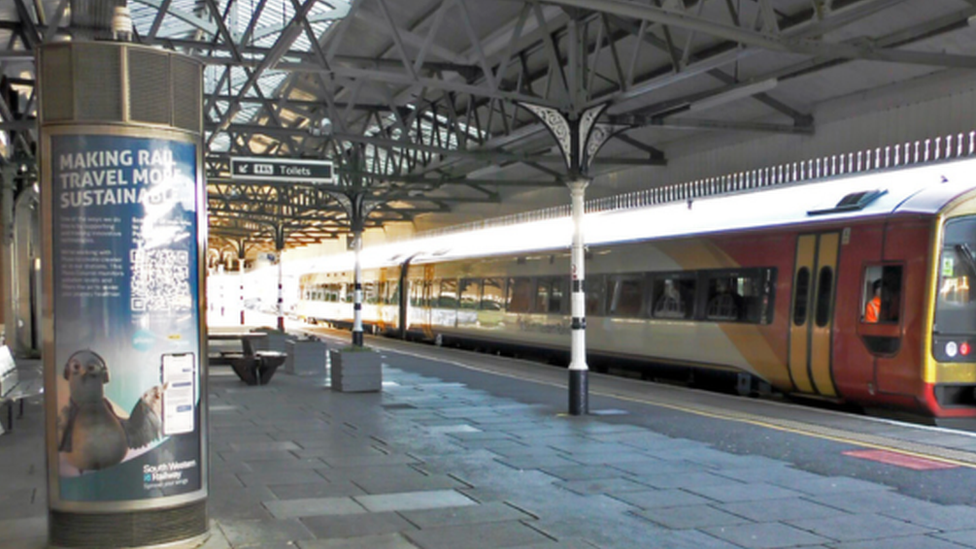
[350,196,365,347]
[237,240,246,326]
[517,100,619,416]
[0,164,15,349]
[568,179,589,415]
[274,226,286,332]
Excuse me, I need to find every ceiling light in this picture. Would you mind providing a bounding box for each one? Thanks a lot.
[689,78,778,113]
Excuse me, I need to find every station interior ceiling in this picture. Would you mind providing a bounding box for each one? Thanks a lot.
[2,0,976,263]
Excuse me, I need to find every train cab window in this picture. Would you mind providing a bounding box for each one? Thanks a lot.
[862,265,902,324]
[459,279,481,310]
[652,276,695,319]
[935,217,976,335]
[481,278,505,310]
[507,277,534,313]
[607,274,645,317]
[438,279,458,309]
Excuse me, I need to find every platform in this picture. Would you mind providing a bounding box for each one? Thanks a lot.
[5,327,976,548]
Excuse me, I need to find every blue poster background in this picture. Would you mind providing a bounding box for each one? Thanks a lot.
[51,134,202,501]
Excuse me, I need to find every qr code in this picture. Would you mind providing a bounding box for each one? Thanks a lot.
[130,249,192,311]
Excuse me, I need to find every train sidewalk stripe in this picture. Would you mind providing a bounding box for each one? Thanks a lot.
[842,449,959,470]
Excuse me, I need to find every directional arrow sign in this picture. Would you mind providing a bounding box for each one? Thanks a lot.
[230,157,334,184]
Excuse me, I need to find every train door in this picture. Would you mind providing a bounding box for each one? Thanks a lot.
[788,233,840,397]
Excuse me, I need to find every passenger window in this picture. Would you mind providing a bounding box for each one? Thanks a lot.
[535,278,550,312]
[507,278,533,313]
[607,275,644,317]
[815,266,833,327]
[585,274,605,316]
[863,265,902,324]
[705,275,744,322]
[459,279,481,310]
[481,278,505,310]
[550,277,567,313]
[793,268,810,325]
[438,279,458,309]
[652,275,695,319]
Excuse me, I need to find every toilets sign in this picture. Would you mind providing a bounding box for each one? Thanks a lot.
[230,157,334,184]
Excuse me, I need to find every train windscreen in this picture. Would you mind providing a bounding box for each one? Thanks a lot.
[936,217,976,334]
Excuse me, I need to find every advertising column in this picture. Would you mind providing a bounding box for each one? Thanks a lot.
[40,42,208,548]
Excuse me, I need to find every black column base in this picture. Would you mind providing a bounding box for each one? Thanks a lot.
[277,316,285,331]
[569,369,588,416]
[49,499,208,548]
[352,331,364,347]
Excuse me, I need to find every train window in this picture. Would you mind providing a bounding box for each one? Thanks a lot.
[507,277,534,313]
[815,266,834,327]
[364,282,377,304]
[460,279,481,309]
[705,270,772,323]
[793,268,810,326]
[607,275,644,317]
[482,278,505,310]
[862,265,902,324]
[935,217,976,334]
[438,279,458,309]
[585,274,605,316]
[705,276,745,321]
[343,283,354,303]
[652,276,695,319]
[551,277,568,314]
[535,278,550,312]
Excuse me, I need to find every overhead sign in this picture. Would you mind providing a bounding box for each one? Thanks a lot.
[230,156,334,184]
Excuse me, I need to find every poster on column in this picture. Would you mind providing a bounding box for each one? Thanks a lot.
[51,134,202,502]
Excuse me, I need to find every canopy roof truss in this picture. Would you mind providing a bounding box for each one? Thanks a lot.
[2,0,976,255]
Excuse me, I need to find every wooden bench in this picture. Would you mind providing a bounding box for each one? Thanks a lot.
[229,351,287,386]
[0,346,43,433]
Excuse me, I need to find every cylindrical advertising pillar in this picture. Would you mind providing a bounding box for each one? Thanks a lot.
[39,41,208,548]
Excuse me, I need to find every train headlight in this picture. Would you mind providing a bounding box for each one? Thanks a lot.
[946,341,959,358]
[961,342,971,356]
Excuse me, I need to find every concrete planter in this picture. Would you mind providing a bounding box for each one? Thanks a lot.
[329,348,382,392]
[252,328,294,352]
[285,339,327,376]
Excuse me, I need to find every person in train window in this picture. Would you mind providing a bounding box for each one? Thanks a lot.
[864,279,882,323]
[654,279,684,318]
[707,279,743,320]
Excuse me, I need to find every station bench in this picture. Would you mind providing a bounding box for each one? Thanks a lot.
[229,351,287,386]
[0,346,43,433]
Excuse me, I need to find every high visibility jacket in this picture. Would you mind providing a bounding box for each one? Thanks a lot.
[865,296,881,323]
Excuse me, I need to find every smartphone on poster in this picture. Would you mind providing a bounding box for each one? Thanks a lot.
[160,353,196,436]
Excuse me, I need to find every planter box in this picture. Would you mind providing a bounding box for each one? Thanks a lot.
[285,339,327,376]
[252,328,294,353]
[329,348,382,392]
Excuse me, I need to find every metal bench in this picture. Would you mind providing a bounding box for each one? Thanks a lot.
[228,351,287,386]
[0,346,43,433]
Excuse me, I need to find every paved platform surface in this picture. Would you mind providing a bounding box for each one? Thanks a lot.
[4,327,976,548]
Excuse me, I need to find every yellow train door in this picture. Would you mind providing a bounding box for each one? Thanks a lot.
[788,233,840,397]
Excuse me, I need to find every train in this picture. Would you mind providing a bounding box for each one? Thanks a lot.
[292,158,976,427]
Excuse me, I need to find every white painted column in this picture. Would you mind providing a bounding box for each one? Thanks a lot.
[568,179,589,415]
[352,230,364,347]
[276,248,284,331]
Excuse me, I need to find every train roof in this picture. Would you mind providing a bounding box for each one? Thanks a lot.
[295,158,976,276]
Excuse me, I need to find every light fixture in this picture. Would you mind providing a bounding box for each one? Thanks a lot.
[689,78,779,113]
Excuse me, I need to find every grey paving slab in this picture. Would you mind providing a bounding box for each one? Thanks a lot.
[236,469,328,487]
[934,529,976,547]
[496,454,581,471]
[787,513,935,542]
[0,516,46,549]
[780,475,894,496]
[353,490,476,512]
[611,459,705,476]
[230,440,303,452]
[300,511,419,539]
[610,489,716,509]
[268,481,368,499]
[403,521,552,549]
[219,449,302,462]
[686,482,805,503]
[829,535,971,549]
[263,496,366,519]
[538,464,629,481]
[244,457,330,471]
[399,501,535,528]
[554,477,653,496]
[349,473,469,494]
[217,518,316,547]
[808,490,936,515]
[296,533,423,549]
[630,504,752,529]
[455,438,533,452]
[507,540,600,549]
[319,453,422,468]
[874,500,976,531]
[634,471,746,490]
[715,497,850,522]
[702,522,832,548]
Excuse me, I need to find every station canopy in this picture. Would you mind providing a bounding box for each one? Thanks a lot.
[2,0,976,258]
